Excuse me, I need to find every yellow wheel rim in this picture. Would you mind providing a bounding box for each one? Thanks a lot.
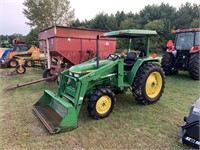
[17,66,25,74]
[10,61,17,67]
[145,71,162,98]
[96,96,112,115]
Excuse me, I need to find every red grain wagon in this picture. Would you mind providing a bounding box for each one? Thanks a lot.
[39,26,116,79]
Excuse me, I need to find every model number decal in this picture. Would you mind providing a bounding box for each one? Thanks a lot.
[192,107,200,115]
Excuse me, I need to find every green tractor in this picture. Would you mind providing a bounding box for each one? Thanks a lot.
[33,29,166,133]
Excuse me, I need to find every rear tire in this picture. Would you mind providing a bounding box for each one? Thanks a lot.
[25,60,33,67]
[132,63,165,104]
[87,88,116,119]
[189,52,200,80]
[161,52,178,75]
[8,59,18,68]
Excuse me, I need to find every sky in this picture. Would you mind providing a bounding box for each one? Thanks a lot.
[0,0,199,35]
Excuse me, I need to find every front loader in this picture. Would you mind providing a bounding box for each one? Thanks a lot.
[33,29,166,133]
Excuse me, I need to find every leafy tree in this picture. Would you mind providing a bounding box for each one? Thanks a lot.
[144,20,164,33]
[144,20,166,53]
[118,18,136,51]
[175,2,200,29]
[137,3,176,30]
[190,19,200,28]
[72,19,87,28]
[25,28,39,46]
[115,11,127,29]
[9,34,25,43]
[0,35,12,48]
[23,0,75,30]
[119,18,136,29]
[88,12,117,30]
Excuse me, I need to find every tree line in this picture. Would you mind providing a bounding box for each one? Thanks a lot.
[1,1,199,53]
[71,2,199,52]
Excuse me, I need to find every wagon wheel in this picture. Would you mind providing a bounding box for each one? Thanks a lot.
[16,65,26,74]
[43,69,56,82]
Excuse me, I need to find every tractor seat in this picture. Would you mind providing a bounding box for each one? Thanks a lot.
[124,52,137,70]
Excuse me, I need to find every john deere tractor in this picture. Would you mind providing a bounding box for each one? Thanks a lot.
[33,29,166,133]
[161,28,200,80]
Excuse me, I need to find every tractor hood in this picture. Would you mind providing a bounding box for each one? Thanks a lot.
[69,59,111,74]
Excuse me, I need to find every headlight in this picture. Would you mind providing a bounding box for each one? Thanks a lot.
[69,72,73,76]
[74,73,80,78]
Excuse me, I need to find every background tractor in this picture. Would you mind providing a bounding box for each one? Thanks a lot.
[0,40,40,68]
[33,29,166,133]
[161,28,200,80]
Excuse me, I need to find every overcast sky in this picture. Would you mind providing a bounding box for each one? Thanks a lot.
[0,0,199,35]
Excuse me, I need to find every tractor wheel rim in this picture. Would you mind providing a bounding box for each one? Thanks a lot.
[17,66,25,73]
[11,61,16,67]
[96,96,111,115]
[145,71,162,98]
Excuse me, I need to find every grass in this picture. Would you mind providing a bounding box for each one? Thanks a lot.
[0,68,199,149]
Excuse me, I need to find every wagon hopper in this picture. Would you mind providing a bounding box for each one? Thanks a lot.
[39,26,116,79]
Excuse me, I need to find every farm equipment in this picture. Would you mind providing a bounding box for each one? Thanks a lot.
[178,98,200,148]
[33,29,166,133]
[0,40,42,68]
[0,48,12,63]
[38,26,116,80]
[161,28,200,80]
[0,39,12,48]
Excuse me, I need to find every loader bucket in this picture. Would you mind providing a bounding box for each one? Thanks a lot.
[33,90,78,133]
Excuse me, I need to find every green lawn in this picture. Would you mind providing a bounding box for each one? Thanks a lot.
[0,68,199,149]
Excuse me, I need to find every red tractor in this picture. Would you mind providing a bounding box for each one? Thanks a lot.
[161,28,200,80]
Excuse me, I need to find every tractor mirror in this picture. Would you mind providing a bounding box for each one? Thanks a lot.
[166,40,174,47]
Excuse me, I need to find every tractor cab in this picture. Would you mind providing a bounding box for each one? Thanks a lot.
[175,32,195,51]
[12,44,30,53]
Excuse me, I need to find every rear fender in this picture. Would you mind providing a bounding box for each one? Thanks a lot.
[127,58,160,85]
[189,46,200,54]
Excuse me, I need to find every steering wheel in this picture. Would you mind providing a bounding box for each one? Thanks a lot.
[107,54,119,61]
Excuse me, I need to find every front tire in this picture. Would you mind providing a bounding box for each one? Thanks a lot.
[161,52,178,75]
[8,59,18,68]
[189,52,200,80]
[132,63,165,104]
[16,65,26,74]
[87,88,116,119]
